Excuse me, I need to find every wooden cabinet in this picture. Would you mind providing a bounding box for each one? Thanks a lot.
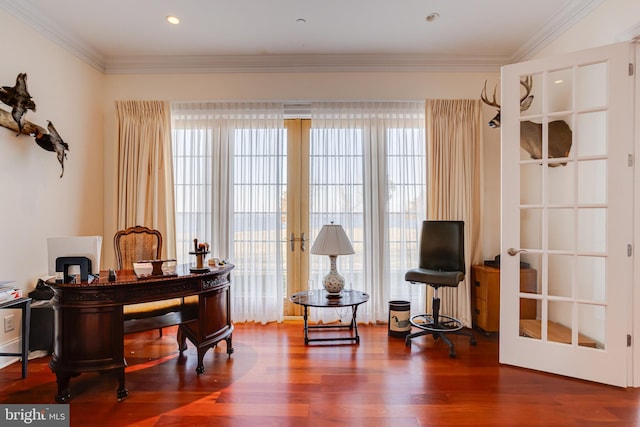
[470,265,537,333]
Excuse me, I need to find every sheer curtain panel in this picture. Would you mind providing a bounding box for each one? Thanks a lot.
[171,102,285,324]
[115,100,176,259]
[309,102,426,324]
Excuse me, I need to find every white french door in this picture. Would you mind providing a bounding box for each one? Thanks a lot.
[500,42,634,386]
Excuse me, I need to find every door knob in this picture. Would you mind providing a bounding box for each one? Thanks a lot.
[507,248,527,256]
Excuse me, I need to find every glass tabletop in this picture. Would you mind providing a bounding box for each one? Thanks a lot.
[289,289,369,308]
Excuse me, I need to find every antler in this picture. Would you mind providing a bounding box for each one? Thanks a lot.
[481,75,534,114]
[480,81,500,108]
[520,75,533,103]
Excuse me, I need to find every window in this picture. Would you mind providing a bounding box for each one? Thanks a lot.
[171,101,426,323]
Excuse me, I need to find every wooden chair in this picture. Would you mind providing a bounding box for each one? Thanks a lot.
[114,225,165,337]
[113,226,199,352]
[114,225,162,270]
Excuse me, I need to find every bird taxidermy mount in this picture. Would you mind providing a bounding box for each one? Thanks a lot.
[0,73,36,136]
[34,121,69,178]
[0,72,70,177]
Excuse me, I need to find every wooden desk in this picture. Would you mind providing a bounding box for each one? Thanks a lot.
[47,263,233,402]
[0,297,31,378]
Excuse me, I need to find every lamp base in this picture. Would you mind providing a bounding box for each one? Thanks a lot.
[322,257,345,298]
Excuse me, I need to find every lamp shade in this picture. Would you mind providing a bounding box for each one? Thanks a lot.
[310,224,354,256]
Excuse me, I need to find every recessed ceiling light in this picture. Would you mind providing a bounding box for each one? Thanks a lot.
[426,13,440,22]
[554,79,564,84]
[166,15,180,25]
[296,18,307,24]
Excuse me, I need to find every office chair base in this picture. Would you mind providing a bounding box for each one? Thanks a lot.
[405,314,477,358]
[408,313,463,333]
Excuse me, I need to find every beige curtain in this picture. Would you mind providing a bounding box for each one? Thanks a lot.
[426,99,483,326]
[115,100,176,260]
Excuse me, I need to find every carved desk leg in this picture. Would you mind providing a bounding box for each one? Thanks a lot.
[54,371,73,403]
[115,367,128,401]
[194,334,234,374]
[196,350,206,375]
[226,335,234,355]
[177,328,188,355]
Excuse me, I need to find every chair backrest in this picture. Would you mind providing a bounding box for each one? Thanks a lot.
[114,226,163,270]
[419,220,465,274]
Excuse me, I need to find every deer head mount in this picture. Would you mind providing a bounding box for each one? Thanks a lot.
[481,76,572,166]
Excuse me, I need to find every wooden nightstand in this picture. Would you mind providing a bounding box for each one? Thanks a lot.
[470,264,537,333]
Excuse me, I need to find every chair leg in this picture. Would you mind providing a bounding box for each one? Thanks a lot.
[435,331,456,358]
[405,291,476,357]
[432,295,441,325]
[405,328,434,345]
[450,327,477,346]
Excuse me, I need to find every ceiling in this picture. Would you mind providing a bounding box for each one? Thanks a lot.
[0,0,604,74]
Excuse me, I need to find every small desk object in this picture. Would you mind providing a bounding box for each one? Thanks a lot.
[289,289,369,344]
[0,297,31,379]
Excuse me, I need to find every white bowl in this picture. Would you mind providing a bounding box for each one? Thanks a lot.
[133,262,153,278]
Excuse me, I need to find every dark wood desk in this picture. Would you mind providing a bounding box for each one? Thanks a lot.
[47,263,233,402]
[0,297,31,378]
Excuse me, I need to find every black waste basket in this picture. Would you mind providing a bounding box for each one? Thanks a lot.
[388,300,411,337]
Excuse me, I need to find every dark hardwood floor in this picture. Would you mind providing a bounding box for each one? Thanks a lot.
[2,322,640,426]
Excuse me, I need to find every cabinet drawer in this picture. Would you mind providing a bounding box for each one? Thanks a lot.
[472,277,489,301]
[472,297,499,332]
[471,264,537,333]
[471,267,499,301]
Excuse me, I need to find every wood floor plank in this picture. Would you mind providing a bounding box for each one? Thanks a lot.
[1,322,640,426]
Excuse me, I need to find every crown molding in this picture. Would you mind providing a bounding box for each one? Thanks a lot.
[617,22,640,43]
[102,53,508,74]
[511,0,605,62]
[0,0,106,72]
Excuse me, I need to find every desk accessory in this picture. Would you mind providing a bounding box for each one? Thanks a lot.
[189,239,210,272]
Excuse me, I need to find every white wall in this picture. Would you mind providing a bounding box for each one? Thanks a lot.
[101,72,503,267]
[0,10,104,354]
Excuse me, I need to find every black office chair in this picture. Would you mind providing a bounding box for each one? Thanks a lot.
[405,220,476,358]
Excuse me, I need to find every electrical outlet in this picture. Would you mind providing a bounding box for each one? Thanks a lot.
[4,314,15,333]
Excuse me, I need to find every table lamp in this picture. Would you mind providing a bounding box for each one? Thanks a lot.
[310,223,354,298]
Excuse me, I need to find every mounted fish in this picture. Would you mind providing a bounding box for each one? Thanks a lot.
[0,73,36,136]
[34,121,69,178]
